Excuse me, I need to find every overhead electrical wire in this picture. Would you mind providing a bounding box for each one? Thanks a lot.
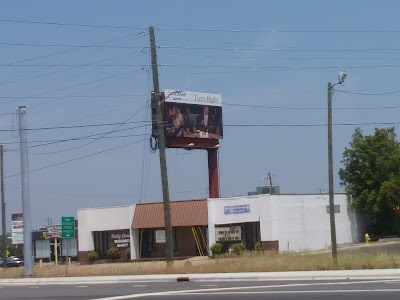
[4,125,151,151]
[158,45,400,53]
[0,18,147,30]
[224,122,400,127]
[0,94,146,99]
[3,18,400,33]
[1,32,146,67]
[0,51,148,87]
[0,120,150,132]
[156,27,400,34]
[5,138,147,179]
[224,103,400,110]
[24,100,151,155]
[335,89,400,96]
[0,67,149,104]
[0,42,147,49]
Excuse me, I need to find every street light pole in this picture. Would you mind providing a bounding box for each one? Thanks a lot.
[327,71,347,268]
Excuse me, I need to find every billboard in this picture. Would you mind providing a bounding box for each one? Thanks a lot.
[164,89,223,140]
[151,90,223,144]
[11,213,23,245]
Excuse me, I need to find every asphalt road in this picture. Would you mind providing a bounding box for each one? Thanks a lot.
[1,279,400,300]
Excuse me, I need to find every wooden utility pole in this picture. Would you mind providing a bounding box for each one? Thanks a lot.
[1,145,7,268]
[328,82,338,267]
[149,26,174,264]
[268,172,273,194]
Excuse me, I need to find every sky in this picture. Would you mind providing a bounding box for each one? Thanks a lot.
[1,0,400,230]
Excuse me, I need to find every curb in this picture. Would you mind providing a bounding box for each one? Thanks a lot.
[1,269,400,285]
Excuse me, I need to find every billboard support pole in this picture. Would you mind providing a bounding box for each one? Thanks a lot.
[208,149,220,198]
[149,26,174,264]
[0,145,7,268]
[17,106,33,276]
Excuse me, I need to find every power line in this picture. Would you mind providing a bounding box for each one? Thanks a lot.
[0,67,149,104]
[335,89,400,96]
[4,133,148,147]
[224,102,400,110]
[0,18,147,30]
[160,63,400,70]
[0,121,150,132]
[1,32,145,67]
[224,122,400,127]
[2,18,399,33]
[1,64,150,67]
[5,126,151,151]
[0,94,146,99]
[0,42,147,49]
[159,45,400,53]
[157,27,400,33]
[5,138,147,179]
[24,100,150,155]
[0,50,148,86]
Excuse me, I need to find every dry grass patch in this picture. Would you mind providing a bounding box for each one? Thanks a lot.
[0,251,399,278]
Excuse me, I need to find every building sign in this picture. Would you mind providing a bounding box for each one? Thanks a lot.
[152,90,223,141]
[224,204,250,215]
[45,225,61,239]
[11,213,23,245]
[215,226,242,242]
[110,233,130,248]
[155,230,166,243]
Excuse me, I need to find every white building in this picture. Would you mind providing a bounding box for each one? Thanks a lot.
[207,194,365,253]
[77,204,136,262]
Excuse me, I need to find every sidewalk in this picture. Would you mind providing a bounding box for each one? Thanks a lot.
[1,269,400,285]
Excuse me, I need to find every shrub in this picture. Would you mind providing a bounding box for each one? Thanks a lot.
[210,242,223,256]
[88,251,99,262]
[125,248,131,260]
[107,247,120,260]
[254,241,263,252]
[232,243,246,255]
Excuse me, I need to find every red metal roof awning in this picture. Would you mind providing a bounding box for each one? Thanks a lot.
[132,199,208,229]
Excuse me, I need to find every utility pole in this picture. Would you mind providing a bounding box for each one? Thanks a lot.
[17,106,33,276]
[268,172,273,195]
[149,26,174,264]
[327,82,338,267]
[1,145,7,268]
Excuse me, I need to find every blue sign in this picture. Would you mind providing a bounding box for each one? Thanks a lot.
[224,204,250,215]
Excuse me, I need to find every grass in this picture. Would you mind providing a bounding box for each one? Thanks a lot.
[1,251,399,279]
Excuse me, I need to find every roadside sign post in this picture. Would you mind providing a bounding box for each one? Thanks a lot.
[61,217,75,270]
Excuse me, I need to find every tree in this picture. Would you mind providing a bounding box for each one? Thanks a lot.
[339,127,400,235]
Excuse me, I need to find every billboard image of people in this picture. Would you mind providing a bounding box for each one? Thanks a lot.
[164,90,223,140]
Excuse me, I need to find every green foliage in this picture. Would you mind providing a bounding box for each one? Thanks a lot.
[0,238,23,258]
[88,251,100,261]
[107,247,120,260]
[339,127,400,234]
[125,248,131,260]
[231,243,246,255]
[210,242,223,255]
[254,241,263,251]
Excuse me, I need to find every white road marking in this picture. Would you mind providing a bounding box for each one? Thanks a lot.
[132,285,147,287]
[77,285,88,288]
[90,279,400,300]
[182,289,400,295]
[29,286,39,289]
[201,284,218,287]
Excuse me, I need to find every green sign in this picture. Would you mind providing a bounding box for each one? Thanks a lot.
[61,217,75,238]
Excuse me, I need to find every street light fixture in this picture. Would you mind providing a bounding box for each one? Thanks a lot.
[328,71,347,267]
